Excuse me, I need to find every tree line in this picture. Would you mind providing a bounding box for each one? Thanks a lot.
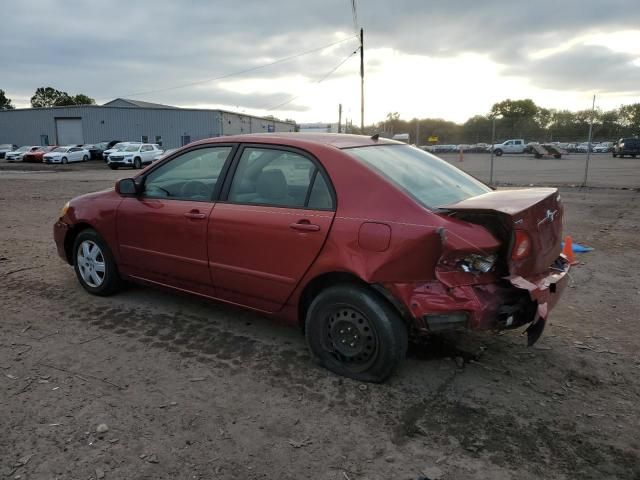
[358,99,640,144]
[1,88,639,144]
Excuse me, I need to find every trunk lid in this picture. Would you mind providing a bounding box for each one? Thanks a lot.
[441,188,563,277]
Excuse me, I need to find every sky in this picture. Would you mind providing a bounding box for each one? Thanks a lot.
[1,1,640,124]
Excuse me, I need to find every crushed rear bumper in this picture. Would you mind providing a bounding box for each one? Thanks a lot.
[384,256,570,345]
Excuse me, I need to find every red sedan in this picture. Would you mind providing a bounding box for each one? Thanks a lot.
[53,133,570,382]
[23,146,57,162]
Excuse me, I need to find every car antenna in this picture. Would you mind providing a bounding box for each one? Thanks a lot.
[370,133,380,141]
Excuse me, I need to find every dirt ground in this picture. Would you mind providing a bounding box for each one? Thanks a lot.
[1,161,639,480]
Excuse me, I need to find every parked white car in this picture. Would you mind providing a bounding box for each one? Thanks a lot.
[5,145,41,162]
[593,142,613,153]
[107,143,163,169]
[102,142,142,162]
[491,139,526,156]
[43,146,90,164]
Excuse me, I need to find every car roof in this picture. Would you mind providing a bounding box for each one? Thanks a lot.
[192,133,402,150]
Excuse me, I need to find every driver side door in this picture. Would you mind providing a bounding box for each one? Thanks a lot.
[116,145,235,296]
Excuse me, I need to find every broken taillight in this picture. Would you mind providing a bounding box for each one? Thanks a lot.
[512,230,532,260]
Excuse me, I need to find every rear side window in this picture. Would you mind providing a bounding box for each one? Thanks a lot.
[345,144,490,208]
[143,147,232,201]
[227,147,334,210]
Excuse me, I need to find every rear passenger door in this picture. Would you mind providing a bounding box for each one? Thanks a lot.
[208,145,336,312]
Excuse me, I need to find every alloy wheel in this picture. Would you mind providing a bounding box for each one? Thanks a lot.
[76,240,106,287]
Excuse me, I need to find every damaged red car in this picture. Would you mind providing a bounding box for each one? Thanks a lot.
[53,134,569,382]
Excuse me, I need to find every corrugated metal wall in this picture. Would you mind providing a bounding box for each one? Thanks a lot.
[0,106,295,148]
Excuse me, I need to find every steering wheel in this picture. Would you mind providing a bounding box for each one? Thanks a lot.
[179,180,210,199]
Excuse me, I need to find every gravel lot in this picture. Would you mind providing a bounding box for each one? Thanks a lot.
[1,159,639,479]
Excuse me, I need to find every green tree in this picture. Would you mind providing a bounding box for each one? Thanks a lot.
[490,99,539,138]
[0,89,14,110]
[70,94,95,105]
[31,87,95,107]
[31,87,70,107]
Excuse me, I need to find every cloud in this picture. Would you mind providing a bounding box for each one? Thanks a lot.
[504,45,640,93]
[1,0,639,119]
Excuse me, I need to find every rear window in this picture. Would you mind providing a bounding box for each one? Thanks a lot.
[344,144,490,208]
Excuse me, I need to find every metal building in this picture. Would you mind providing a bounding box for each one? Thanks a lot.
[0,98,296,148]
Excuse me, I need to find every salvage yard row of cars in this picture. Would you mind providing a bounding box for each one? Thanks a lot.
[422,137,640,156]
[0,141,169,168]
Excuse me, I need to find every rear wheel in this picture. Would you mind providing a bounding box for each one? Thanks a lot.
[62,157,68,164]
[612,153,617,157]
[620,154,625,158]
[83,155,88,162]
[73,229,122,296]
[554,154,562,159]
[494,149,503,156]
[305,284,408,382]
[134,157,142,169]
[108,165,118,170]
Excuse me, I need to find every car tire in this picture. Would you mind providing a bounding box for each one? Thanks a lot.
[305,284,408,383]
[633,155,637,158]
[554,154,561,159]
[612,153,617,157]
[619,154,624,158]
[134,157,142,169]
[83,155,88,162]
[73,229,122,296]
[108,165,118,170]
[494,149,503,156]
[62,157,68,164]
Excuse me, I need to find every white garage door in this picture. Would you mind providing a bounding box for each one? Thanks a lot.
[56,118,84,145]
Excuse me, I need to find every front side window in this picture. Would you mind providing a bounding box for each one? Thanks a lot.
[344,144,490,208]
[227,147,333,209]
[143,146,232,201]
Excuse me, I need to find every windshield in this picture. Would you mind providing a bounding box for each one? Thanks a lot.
[124,145,140,152]
[0,144,12,149]
[17,146,30,152]
[51,147,67,153]
[344,144,491,208]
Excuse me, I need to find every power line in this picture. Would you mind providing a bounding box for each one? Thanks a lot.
[97,35,358,102]
[266,48,358,112]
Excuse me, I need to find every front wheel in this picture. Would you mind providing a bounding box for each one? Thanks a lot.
[83,155,88,162]
[108,165,118,170]
[494,149,503,156]
[62,157,68,164]
[73,229,122,296]
[305,284,408,383]
[134,157,142,169]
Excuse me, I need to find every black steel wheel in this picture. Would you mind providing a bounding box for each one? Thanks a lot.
[305,284,408,382]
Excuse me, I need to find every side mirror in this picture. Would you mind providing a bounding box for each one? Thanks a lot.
[116,178,140,195]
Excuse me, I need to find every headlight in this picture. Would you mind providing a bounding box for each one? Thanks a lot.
[60,201,70,217]
[457,254,497,274]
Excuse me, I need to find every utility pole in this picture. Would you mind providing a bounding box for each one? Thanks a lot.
[338,104,342,133]
[360,27,364,133]
[582,94,596,187]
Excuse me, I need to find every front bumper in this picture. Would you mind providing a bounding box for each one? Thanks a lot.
[53,220,70,263]
[385,256,571,343]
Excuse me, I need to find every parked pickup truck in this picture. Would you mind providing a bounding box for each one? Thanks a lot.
[491,139,526,156]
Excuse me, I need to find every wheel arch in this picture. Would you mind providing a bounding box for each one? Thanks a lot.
[296,271,408,332]
[63,222,96,265]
